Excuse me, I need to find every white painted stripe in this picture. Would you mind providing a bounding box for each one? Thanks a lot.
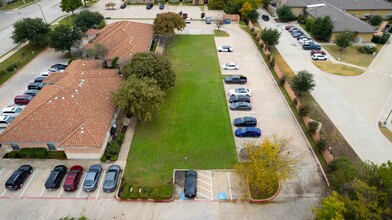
[77,185,82,198]
[20,168,38,198]
[227,172,233,200]
[197,185,211,192]
[58,188,63,198]
[197,192,211,199]
[197,178,211,185]
[39,187,45,197]
[1,189,7,197]
[0,168,5,175]
[96,170,105,199]
[197,172,210,179]
[209,171,213,200]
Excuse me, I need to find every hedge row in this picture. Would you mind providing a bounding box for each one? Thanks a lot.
[6,148,67,159]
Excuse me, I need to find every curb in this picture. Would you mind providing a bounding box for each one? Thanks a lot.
[249,182,282,203]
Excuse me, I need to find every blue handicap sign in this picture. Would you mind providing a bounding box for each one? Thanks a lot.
[180,192,189,200]
[217,192,227,200]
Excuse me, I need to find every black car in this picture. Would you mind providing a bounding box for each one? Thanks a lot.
[184,170,197,198]
[159,3,164,10]
[5,165,33,190]
[229,95,251,103]
[34,76,46,83]
[233,116,257,127]
[120,3,126,9]
[45,165,67,190]
[28,82,45,90]
[146,3,153,9]
[24,89,39,97]
[51,64,67,69]
[262,15,270,21]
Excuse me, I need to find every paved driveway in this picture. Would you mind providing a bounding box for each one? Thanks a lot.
[258,9,392,164]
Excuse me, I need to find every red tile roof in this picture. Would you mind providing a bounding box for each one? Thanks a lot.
[0,60,124,151]
[85,21,154,63]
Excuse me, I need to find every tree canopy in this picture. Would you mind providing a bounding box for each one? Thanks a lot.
[153,12,186,35]
[12,18,51,47]
[311,16,333,41]
[335,30,355,51]
[48,24,82,53]
[60,0,82,15]
[85,43,108,60]
[208,0,225,9]
[112,75,165,122]
[74,10,105,32]
[260,28,281,49]
[291,70,316,96]
[276,5,296,22]
[369,15,383,27]
[122,52,175,90]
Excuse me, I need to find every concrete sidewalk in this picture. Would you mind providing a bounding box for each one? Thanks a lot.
[116,117,138,167]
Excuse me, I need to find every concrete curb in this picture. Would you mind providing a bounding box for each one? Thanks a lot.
[248,182,282,203]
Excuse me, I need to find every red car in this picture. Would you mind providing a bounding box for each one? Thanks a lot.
[63,165,83,192]
[14,95,33,105]
[310,50,326,55]
[285,25,293,30]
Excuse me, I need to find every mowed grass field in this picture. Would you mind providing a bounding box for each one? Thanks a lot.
[124,35,237,187]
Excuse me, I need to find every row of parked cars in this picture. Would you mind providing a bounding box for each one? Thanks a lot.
[218,45,262,138]
[285,25,328,61]
[5,164,121,193]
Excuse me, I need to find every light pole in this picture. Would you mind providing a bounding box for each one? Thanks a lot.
[35,3,47,24]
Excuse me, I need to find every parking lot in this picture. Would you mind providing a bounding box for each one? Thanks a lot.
[0,159,119,200]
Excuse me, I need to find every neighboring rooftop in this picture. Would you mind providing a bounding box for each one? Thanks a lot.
[324,0,392,10]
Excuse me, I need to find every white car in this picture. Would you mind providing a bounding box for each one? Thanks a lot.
[1,106,23,117]
[217,46,234,52]
[0,115,15,128]
[185,17,191,24]
[228,88,252,97]
[221,63,239,70]
[311,54,328,60]
[299,38,312,45]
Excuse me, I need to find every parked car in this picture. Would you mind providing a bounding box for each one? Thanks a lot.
[146,3,153,9]
[262,14,270,21]
[311,54,328,60]
[182,13,188,19]
[285,25,293,30]
[292,31,303,38]
[1,106,23,117]
[51,64,67,69]
[49,67,65,73]
[63,165,83,192]
[83,164,102,192]
[221,63,239,70]
[310,50,326,55]
[288,27,299,33]
[0,115,15,128]
[120,3,126,9]
[233,116,257,127]
[217,45,233,52]
[228,87,252,96]
[103,165,121,193]
[299,38,312,44]
[34,76,46,83]
[297,35,308,40]
[224,75,247,84]
[28,82,45,90]
[235,127,262,138]
[24,89,39,97]
[45,165,67,190]
[185,17,191,24]
[229,102,252,111]
[303,43,321,50]
[229,95,251,103]
[205,16,212,24]
[184,170,197,198]
[159,3,164,9]
[14,95,33,105]
[5,165,33,190]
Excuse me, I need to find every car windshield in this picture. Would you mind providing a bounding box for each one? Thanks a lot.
[15,108,22,113]
[84,180,94,186]
[6,117,15,123]
[85,171,97,182]
[105,172,116,183]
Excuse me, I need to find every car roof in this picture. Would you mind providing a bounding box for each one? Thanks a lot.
[0,115,14,121]
[1,106,21,112]
[70,165,83,171]
[245,127,259,132]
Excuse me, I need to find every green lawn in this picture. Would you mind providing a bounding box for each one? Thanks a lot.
[322,45,382,68]
[1,0,35,10]
[214,30,229,37]
[58,15,76,27]
[312,61,364,76]
[123,35,237,189]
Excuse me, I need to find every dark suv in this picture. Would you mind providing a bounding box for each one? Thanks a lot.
[303,43,321,50]
[184,170,197,198]
[5,165,33,190]
[262,15,270,21]
[28,82,45,90]
[45,165,67,190]
[229,95,251,103]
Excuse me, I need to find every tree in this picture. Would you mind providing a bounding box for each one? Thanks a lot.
[291,70,316,96]
[85,43,108,60]
[239,2,253,20]
[153,12,186,35]
[74,10,105,32]
[369,15,383,27]
[311,16,333,41]
[247,9,259,22]
[260,28,281,50]
[208,0,225,9]
[112,75,165,122]
[314,191,346,220]
[335,30,355,51]
[235,136,299,197]
[60,0,82,15]
[122,52,175,90]
[12,18,51,47]
[224,0,242,14]
[48,24,82,53]
[276,5,295,22]
[261,0,271,8]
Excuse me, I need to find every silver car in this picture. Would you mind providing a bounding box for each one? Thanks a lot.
[103,165,121,193]
[83,164,102,192]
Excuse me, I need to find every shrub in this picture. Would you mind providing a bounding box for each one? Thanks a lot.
[111,57,119,67]
[97,20,106,29]
[269,57,275,67]
[266,53,271,60]
[298,105,310,117]
[357,46,377,54]
[68,57,75,65]
[308,121,319,134]
[297,14,306,24]
[6,63,18,72]
[100,154,107,162]
[106,141,120,157]
[116,132,125,144]
[371,34,391,44]
[293,97,298,106]
[7,151,18,158]
[18,148,47,158]
[47,151,67,159]
[280,75,286,85]
[109,155,118,162]
[317,138,327,151]
[305,19,314,32]
[201,12,205,19]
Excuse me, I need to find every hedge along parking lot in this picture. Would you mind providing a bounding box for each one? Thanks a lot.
[121,35,237,199]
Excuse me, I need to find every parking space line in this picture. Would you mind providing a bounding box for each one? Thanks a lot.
[197,172,210,179]
[96,170,106,199]
[198,185,211,192]
[209,171,213,199]
[227,172,232,201]
[1,189,7,197]
[20,168,38,198]
[197,178,211,185]
[0,168,5,175]
[77,185,82,198]
[58,188,63,198]
[197,192,211,199]
[39,187,45,197]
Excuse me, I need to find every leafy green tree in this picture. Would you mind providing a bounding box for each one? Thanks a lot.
[311,16,333,41]
[74,10,105,32]
[224,0,242,14]
[112,75,165,122]
[369,15,383,27]
[314,191,346,220]
[48,24,82,53]
[60,0,82,15]
[291,70,316,96]
[208,0,225,9]
[247,9,259,22]
[85,43,108,60]
[240,2,253,19]
[260,28,281,50]
[304,18,315,32]
[335,30,355,51]
[261,0,271,7]
[235,136,298,197]
[12,18,51,47]
[153,12,186,35]
[122,52,175,90]
[276,5,295,22]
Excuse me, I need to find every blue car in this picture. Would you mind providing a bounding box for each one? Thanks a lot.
[235,127,262,138]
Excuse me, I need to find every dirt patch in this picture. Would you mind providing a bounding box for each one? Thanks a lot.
[174,171,186,188]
